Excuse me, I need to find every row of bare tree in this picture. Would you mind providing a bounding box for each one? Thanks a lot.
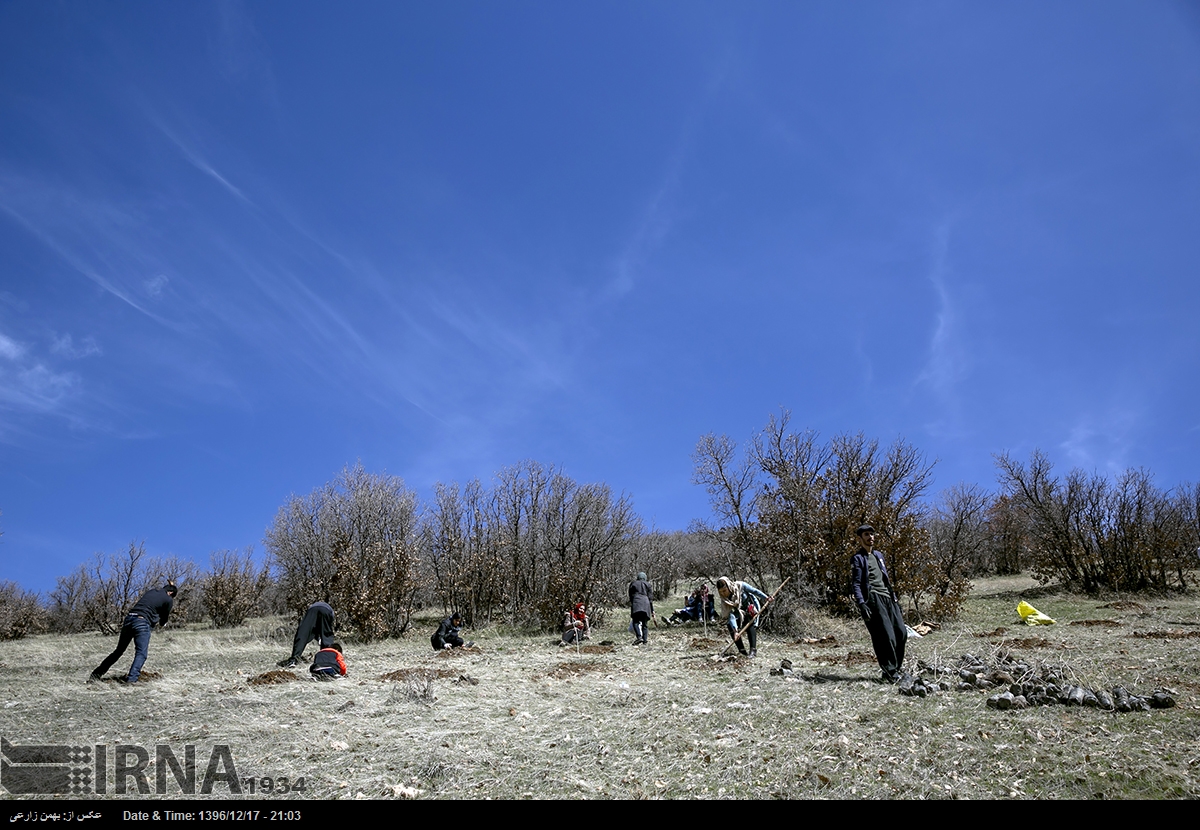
[693,412,1200,622]
[4,430,1195,641]
[268,461,642,636]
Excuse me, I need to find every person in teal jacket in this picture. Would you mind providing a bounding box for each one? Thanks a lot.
[716,576,768,657]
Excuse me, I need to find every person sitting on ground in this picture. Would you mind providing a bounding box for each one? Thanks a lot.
[278,600,336,669]
[431,611,474,651]
[716,576,769,658]
[310,641,346,680]
[668,585,711,625]
[561,603,591,645]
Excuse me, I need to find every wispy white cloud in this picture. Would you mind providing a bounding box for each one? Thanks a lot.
[144,275,169,297]
[0,332,24,361]
[0,172,178,328]
[0,328,82,428]
[915,221,971,435]
[49,333,102,359]
[1059,408,1140,473]
[151,120,252,205]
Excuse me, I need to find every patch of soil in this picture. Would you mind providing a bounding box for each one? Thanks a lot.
[813,650,877,668]
[795,635,839,646]
[379,668,458,682]
[435,647,480,658]
[977,627,1009,637]
[135,670,163,682]
[690,637,722,649]
[577,645,614,654]
[996,637,1053,649]
[1070,619,1122,627]
[1100,601,1146,611]
[688,656,753,672]
[1130,630,1200,640]
[249,670,298,686]
[546,661,607,680]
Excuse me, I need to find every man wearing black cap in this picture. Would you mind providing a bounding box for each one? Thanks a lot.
[851,525,907,683]
[90,582,177,683]
[278,601,336,668]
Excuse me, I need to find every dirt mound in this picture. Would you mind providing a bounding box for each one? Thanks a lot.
[546,660,607,679]
[577,644,614,654]
[1070,619,1122,627]
[249,670,298,686]
[796,635,839,646]
[689,637,722,649]
[813,650,877,668]
[379,668,458,682]
[977,627,1008,637]
[997,636,1053,649]
[1100,601,1146,611]
[1131,629,1200,640]
[435,647,480,658]
[133,670,163,682]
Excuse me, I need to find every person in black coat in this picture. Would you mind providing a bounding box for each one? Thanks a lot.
[628,572,654,645]
[278,601,336,668]
[431,612,472,650]
[850,524,907,683]
[90,582,177,683]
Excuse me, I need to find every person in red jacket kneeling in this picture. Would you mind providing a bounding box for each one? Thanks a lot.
[310,641,346,680]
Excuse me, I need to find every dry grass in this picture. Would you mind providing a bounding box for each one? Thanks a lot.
[1,578,1198,800]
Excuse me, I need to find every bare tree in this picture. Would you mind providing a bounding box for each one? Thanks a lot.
[423,462,642,628]
[923,483,989,617]
[203,548,270,628]
[0,581,44,640]
[997,451,1195,593]
[266,463,422,641]
[693,411,941,620]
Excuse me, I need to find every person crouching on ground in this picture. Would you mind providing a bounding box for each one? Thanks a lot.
[562,603,591,645]
[715,576,767,657]
[90,582,177,683]
[310,642,346,680]
[431,611,474,651]
[850,524,907,683]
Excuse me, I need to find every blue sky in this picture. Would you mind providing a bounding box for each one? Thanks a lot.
[2,2,1199,593]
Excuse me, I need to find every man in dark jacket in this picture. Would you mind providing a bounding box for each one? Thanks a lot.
[431,612,472,650]
[278,601,336,669]
[628,572,654,645]
[90,582,177,683]
[851,525,907,683]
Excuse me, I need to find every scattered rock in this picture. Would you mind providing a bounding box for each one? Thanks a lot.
[1149,690,1176,709]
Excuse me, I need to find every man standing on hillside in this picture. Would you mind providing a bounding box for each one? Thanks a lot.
[278,601,336,668]
[850,524,907,683]
[90,582,177,683]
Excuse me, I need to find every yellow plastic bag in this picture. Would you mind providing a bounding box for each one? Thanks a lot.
[1017,600,1055,626]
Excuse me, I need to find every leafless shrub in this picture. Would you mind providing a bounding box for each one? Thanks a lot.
[996,451,1198,593]
[920,482,988,619]
[267,463,422,641]
[693,410,943,620]
[0,581,45,640]
[424,461,641,629]
[49,542,196,634]
[203,548,270,628]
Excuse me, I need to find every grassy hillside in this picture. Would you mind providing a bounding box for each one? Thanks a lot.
[2,574,1197,800]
